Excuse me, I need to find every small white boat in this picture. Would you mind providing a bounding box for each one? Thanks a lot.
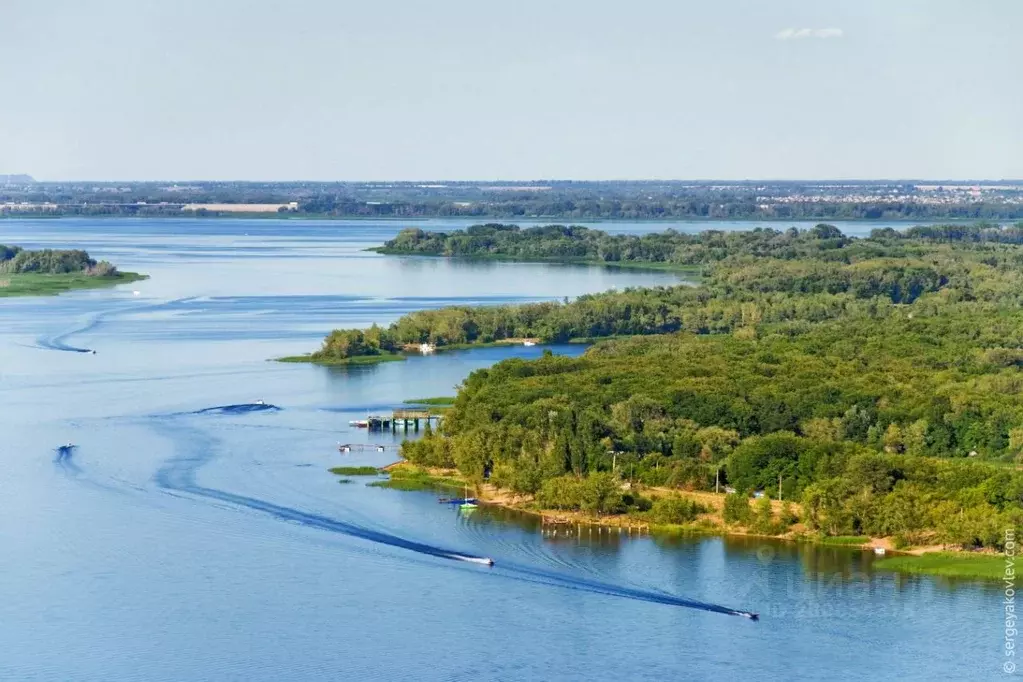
[873,547,887,556]
[349,419,369,428]
[523,340,536,347]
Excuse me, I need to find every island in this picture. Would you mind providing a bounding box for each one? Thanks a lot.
[0,245,145,297]
[312,222,1023,579]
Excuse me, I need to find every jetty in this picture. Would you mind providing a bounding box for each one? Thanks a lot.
[351,409,442,431]
[337,443,399,453]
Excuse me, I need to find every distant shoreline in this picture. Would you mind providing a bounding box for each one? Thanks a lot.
[368,247,706,275]
[275,353,406,366]
[0,214,1003,224]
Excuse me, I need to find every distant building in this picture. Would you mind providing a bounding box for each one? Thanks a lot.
[181,202,298,213]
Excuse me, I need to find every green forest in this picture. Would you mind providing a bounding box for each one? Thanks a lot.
[313,222,1023,360]
[0,245,118,275]
[315,221,1023,550]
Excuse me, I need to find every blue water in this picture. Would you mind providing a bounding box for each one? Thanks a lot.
[0,219,996,681]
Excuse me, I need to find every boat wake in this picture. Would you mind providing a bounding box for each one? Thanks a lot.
[54,444,82,474]
[34,297,199,354]
[152,431,496,568]
[148,416,759,621]
[190,403,282,415]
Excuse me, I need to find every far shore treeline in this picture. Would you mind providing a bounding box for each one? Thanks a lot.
[310,222,1023,550]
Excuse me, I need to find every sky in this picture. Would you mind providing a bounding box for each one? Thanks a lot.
[0,0,1020,181]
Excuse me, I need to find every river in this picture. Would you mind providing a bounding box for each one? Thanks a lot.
[0,218,996,681]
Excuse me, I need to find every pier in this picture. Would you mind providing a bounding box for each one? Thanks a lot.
[337,443,399,453]
[360,409,442,431]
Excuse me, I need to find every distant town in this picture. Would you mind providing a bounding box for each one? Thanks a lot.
[2,176,1022,220]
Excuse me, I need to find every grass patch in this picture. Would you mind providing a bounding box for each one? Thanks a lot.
[873,552,1004,580]
[799,534,870,546]
[368,466,465,491]
[337,478,355,484]
[276,353,406,366]
[329,466,381,476]
[403,396,456,405]
[0,271,147,297]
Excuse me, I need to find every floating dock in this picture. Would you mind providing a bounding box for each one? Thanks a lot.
[355,409,442,432]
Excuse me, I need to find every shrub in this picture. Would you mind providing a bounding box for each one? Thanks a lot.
[650,495,707,524]
[750,496,778,534]
[723,493,751,524]
[537,476,585,510]
[580,472,625,514]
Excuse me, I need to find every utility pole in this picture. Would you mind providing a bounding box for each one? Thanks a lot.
[778,473,782,501]
[715,466,720,494]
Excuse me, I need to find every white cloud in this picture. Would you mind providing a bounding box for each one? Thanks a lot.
[774,27,844,40]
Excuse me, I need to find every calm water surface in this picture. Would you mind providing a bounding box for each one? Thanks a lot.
[0,219,997,681]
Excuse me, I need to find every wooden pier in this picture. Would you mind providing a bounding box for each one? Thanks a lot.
[364,409,442,432]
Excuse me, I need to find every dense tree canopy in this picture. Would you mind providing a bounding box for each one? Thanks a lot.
[386,223,1023,548]
[0,245,117,276]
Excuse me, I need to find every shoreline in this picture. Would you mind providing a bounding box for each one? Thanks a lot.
[0,271,147,298]
[1,214,1009,224]
[275,353,406,366]
[376,462,1004,580]
[367,248,705,275]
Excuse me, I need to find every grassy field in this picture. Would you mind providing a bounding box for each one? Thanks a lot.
[328,466,381,476]
[369,465,465,492]
[0,272,147,297]
[402,396,456,405]
[276,353,406,366]
[798,535,871,547]
[873,552,1005,580]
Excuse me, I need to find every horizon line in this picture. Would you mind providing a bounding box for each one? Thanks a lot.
[8,177,1023,184]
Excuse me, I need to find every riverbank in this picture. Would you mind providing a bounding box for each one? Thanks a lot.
[275,352,406,366]
[0,271,147,297]
[871,552,1004,580]
[374,462,1004,580]
[368,248,704,277]
[415,338,543,353]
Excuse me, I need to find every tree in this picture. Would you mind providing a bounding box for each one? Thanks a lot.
[723,493,751,525]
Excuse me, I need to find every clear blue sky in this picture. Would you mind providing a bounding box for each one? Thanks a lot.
[1,0,1019,180]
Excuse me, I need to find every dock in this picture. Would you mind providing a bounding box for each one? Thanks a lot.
[337,443,399,453]
[360,409,442,432]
